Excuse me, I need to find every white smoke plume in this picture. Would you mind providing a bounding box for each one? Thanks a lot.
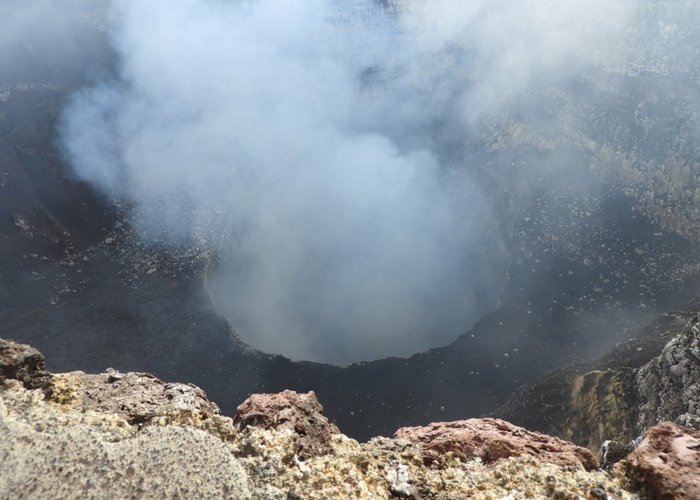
[59,0,636,363]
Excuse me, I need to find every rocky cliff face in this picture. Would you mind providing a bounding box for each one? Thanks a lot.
[497,294,700,459]
[636,315,700,432]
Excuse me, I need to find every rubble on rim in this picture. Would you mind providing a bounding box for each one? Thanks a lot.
[1,336,691,499]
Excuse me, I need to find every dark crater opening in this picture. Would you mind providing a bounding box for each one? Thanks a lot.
[3,0,700,444]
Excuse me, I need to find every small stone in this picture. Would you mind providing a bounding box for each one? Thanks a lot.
[589,486,607,499]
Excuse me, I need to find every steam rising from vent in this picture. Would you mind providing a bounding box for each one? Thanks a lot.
[60,0,633,363]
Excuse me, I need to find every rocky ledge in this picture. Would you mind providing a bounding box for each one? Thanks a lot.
[0,338,697,499]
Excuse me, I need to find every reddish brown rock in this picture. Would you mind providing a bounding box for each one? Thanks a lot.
[234,390,339,459]
[615,422,700,499]
[394,417,598,470]
[0,338,52,395]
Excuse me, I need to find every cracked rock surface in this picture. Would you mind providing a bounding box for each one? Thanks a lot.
[52,368,221,425]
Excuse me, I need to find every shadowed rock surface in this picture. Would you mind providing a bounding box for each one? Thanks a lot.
[0,338,52,395]
[600,440,636,470]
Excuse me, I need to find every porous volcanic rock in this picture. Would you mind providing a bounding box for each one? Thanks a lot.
[50,368,221,425]
[615,421,700,499]
[394,417,598,470]
[0,379,251,499]
[0,338,52,395]
[237,429,633,500]
[234,389,339,459]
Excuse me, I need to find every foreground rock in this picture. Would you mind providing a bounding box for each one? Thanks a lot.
[0,337,635,499]
[615,422,700,499]
[52,368,221,425]
[0,338,52,394]
[234,390,339,459]
[395,418,598,470]
[0,379,251,498]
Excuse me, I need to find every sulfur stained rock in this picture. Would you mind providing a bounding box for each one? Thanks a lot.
[0,338,52,395]
[492,305,700,454]
[615,421,700,499]
[394,417,598,470]
[234,390,339,459]
[566,368,637,453]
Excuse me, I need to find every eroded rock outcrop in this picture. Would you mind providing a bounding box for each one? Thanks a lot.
[395,417,598,470]
[0,338,52,395]
[234,390,339,459]
[615,422,700,499]
[565,368,638,453]
[52,368,221,425]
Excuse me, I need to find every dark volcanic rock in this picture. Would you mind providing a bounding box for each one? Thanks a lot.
[52,369,220,425]
[234,390,339,459]
[394,417,598,470]
[0,338,52,394]
[599,440,635,470]
[615,422,700,499]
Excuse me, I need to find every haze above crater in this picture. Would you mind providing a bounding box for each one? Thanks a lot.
[58,0,644,363]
